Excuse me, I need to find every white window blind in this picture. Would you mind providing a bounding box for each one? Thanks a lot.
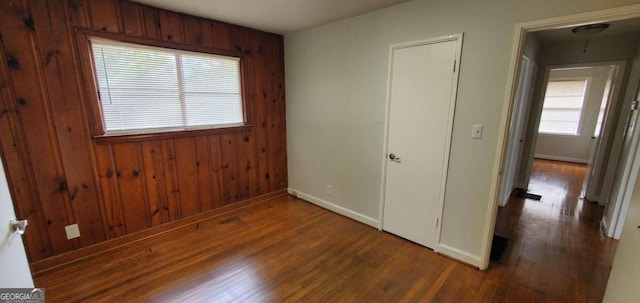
[538,79,588,135]
[90,38,243,135]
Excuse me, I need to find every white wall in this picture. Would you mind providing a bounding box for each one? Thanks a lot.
[285,0,640,266]
[534,66,613,163]
[603,154,640,302]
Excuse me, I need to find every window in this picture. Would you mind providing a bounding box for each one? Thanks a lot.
[538,79,588,135]
[90,38,244,135]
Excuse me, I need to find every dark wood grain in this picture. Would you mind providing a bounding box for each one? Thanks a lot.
[0,0,286,262]
[112,143,149,233]
[174,137,199,217]
[0,0,75,255]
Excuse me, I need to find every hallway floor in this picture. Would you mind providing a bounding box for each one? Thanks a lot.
[493,159,618,302]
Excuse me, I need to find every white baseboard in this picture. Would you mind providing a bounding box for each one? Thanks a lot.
[436,243,482,268]
[534,154,588,164]
[287,188,380,228]
[288,188,483,268]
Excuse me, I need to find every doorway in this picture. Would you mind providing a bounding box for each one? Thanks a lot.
[380,34,462,249]
[485,6,640,270]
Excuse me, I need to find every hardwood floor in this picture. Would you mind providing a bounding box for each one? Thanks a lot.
[493,159,617,302]
[34,159,617,302]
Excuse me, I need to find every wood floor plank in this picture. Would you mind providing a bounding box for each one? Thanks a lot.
[34,159,617,302]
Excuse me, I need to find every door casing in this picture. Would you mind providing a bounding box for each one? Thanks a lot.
[378,33,463,254]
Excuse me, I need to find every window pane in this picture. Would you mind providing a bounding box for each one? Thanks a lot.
[102,90,182,131]
[538,80,588,135]
[184,93,243,126]
[90,38,243,134]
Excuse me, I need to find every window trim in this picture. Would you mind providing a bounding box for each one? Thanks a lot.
[537,77,591,137]
[75,29,251,143]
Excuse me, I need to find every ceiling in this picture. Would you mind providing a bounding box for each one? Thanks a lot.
[533,17,640,42]
[132,0,412,34]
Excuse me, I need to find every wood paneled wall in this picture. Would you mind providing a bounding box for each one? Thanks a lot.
[0,0,287,262]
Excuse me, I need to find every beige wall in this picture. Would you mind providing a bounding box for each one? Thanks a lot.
[285,0,640,265]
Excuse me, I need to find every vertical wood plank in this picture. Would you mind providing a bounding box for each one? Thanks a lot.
[211,21,231,50]
[251,32,271,195]
[275,35,288,189]
[0,38,53,260]
[94,144,126,238]
[220,133,239,204]
[67,0,91,29]
[198,19,213,49]
[182,16,202,46]
[140,141,169,226]
[174,138,199,217]
[244,131,261,197]
[161,140,180,220]
[194,136,213,211]
[235,132,251,200]
[119,1,144,37]
[112,143,149,233]
[265,35,286,190]
[0,0,74,255]
[31,0,107,248]
[88,0,121,33]
[141,5,161,40]
[209,135,224,208]
[158,11,184,43]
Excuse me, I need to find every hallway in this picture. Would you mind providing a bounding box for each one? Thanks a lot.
[493,159,618,302]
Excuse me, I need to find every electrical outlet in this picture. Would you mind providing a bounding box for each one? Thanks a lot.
[472,124,483,139]
[65,223,80,240]
[326,184,333,195]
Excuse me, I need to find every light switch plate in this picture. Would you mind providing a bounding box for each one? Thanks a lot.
[472,124,483,139]
[65,223,81,240]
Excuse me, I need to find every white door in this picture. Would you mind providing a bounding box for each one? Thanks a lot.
[0,158,34,287]
[382,35,462,249]
[584,66,616,201]
[499,56,534,206]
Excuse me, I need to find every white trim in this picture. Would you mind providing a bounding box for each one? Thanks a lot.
[593,62,628,204]
[436,244,482,268]
[379,33,463,252]
[533,155,588,164]
[601,216,610,235]
[484,3,640,271]
[608,111,640,239]
[287,188,379,228]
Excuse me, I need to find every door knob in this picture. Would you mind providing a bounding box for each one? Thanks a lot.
[389,153,402,163]
[10,219,28,235]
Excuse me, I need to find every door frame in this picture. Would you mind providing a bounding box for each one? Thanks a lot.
[484,3,640,270]
[378,33,463,253]
[498,54,535,207]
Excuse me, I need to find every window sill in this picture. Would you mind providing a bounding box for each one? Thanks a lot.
[93,125,253,144]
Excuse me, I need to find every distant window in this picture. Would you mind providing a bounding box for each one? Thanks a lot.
[90,38,244,135]
[538,79,588,135]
